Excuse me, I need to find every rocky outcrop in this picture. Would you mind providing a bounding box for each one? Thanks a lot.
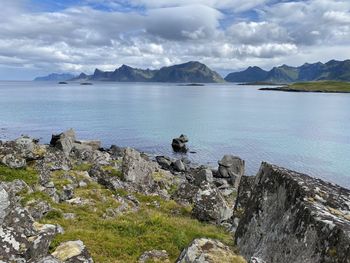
[122,147,158,185]
[192,183,232,226]
[230,176,255,232]
[50,129,76,156]
[0,181,64,262]
[176,238,245,263]
[235,162,350,263]
[172,134,189,153]
[217,155,245,188]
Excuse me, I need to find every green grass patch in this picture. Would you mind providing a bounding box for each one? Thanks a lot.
[0,165,38,186]
[72,163,93,171]
[263,81,350,93]
[289,81,350,92]
[20,191,52,206]
[43,189,237,263]
[102,166,123,179]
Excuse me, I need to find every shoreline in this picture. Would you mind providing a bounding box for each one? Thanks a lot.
[0,129,349,262]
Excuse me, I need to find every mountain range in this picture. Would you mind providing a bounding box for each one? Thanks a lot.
[69,61,224,83]
[225,59,350,83]
[34,59,350,84]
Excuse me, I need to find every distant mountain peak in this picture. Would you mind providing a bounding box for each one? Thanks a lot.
[57,61,224,83]
[225,59,350,83]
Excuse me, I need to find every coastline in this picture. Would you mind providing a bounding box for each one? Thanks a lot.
[0,129,349,262]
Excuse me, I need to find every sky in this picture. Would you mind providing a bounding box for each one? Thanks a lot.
[0,0,350,80]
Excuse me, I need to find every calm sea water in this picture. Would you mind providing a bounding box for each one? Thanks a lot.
[0,81,349,187]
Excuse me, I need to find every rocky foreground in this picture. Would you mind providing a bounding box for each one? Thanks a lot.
[0,129,349,263]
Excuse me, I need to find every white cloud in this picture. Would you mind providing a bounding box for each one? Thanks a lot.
[0,0,350,79]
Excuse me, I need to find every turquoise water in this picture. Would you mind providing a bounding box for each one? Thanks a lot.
[0,81,349,187]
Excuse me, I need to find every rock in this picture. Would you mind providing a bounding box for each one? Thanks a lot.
[63,213,76,220]
[89,165,125,191]
[176,238,245,263]
[52,240,93,263]
[194,168,213,186]
[1,153,26,168]
[109,145,124,158]
[192,183,232,225]
[122,148,157,185]
[58,185,74,202]
[0,182,62,262]
[74,140,101,151]
[50,129,76,156]
[26,223,63,260]
[173,159,186,172]
[156,156,173,170]
[172,135,189,153]
[218,155,245,188]
[172,182,199,205]
[235,162,350,263]
[138,250,170,263]
[249,257,266,263]
[26,200,52,220]
[230,176,255,232]
[36,255,62,263]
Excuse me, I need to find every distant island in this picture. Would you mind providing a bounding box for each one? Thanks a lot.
[34,73,76,81]
[225,59,350,84]
[260,81,350,93]
[35,61,224,83]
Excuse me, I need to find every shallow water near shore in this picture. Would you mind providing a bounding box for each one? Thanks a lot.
[0,81,349,187]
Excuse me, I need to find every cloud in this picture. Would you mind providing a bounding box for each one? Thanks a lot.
[0,0,349,79]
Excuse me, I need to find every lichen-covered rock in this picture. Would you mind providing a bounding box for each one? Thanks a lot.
[1,153,26,168]
[26,200,52,220]
[194,168,213,186]
[26,223,63,260]
[176,238,245,263]
[50,129,76,156]
[172,181,199,205]
[235,162,350,263]
[52,240,93,263]
[230,176,255,232]
[192,183,232,225]
[217,155,245,188]
[0,182,62,262]
[122,147,158,185]
[73,140,101,151]
[138,249,170,263]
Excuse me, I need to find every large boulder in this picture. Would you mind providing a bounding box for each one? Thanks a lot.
[50,129,76,156]
[52,240,93,263]
[122,148,158,185]
[176,238,245,263]
[0,182,62,262]
[172,134,189,153]
[230,175,255,232]
[192,183,233,225]
[235,162,350,263]
[218,155,245,188]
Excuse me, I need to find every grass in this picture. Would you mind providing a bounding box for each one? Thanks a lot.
[0,165,38,186]
[262,81,350,93]
[0,165,243,262]
[41,184,240,263]
[288,81,350,92]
